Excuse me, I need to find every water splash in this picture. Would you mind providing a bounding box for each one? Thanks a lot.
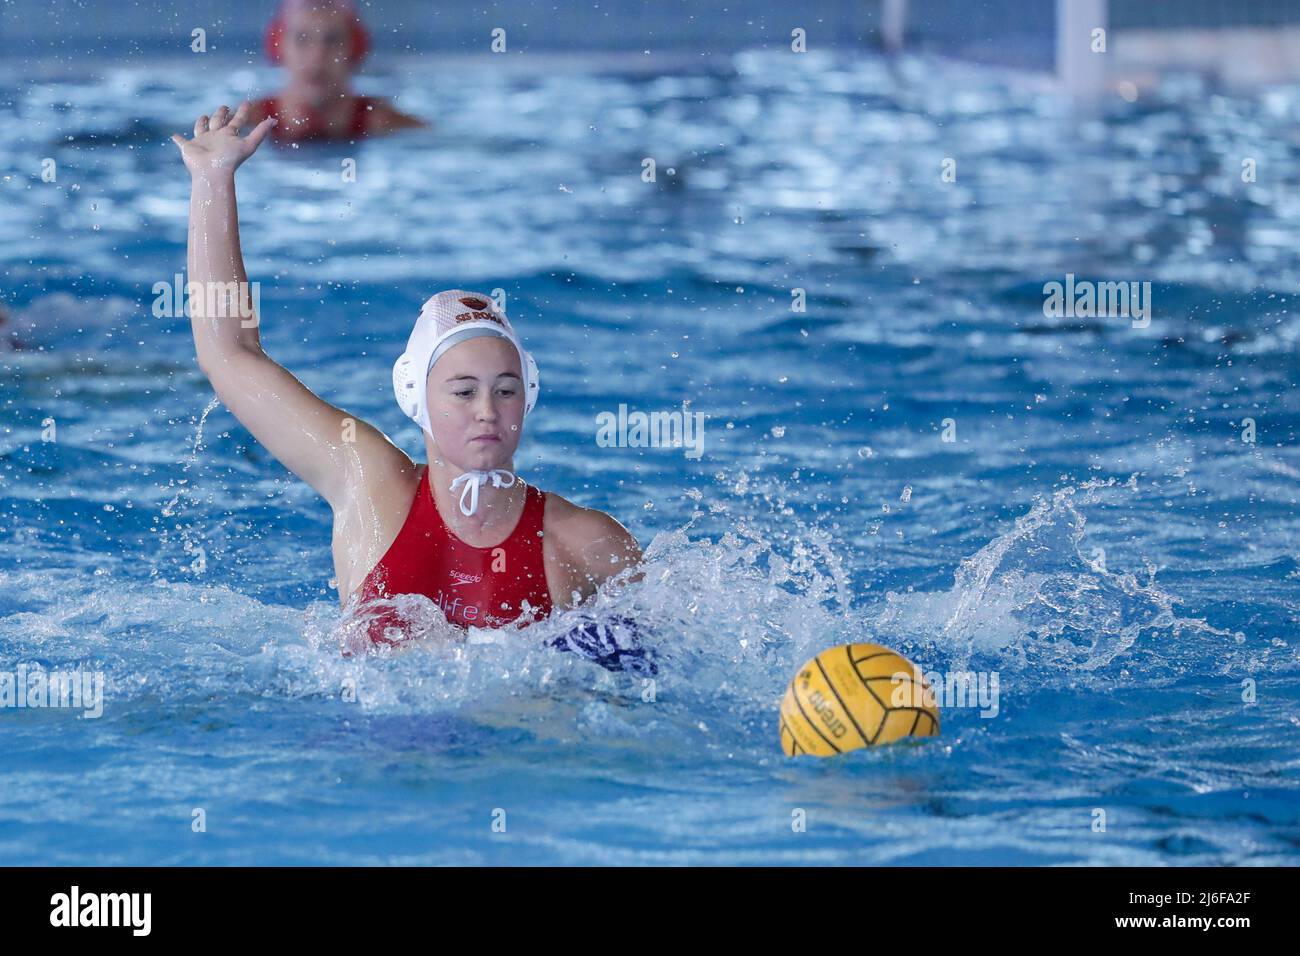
[154,397,221,578]
[872,477,1253,683]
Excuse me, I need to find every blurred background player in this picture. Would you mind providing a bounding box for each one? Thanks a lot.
[248,0,426,142]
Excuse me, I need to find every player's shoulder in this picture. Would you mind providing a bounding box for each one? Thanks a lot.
[540,491,636,551]
[363,98,427,132]
[540,489,586,532]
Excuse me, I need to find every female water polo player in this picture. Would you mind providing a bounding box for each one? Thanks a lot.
[248,0,425,143]
[171,102,644,651]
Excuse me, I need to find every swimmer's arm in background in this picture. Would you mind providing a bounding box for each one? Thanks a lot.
[172,102,410,509]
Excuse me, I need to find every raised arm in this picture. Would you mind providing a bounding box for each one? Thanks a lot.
[172,102,408,509]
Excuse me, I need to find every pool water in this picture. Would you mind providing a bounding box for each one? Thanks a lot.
[1,51,1298,864]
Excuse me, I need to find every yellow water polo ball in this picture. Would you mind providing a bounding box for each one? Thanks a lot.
[779,643,940,757]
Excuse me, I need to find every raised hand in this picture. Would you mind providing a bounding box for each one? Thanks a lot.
[171,102,276,177]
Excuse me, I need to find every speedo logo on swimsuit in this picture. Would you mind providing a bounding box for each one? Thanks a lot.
[448,570,482,587]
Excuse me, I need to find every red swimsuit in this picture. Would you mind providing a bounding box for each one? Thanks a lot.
[256,94,378,141]
[354,466,554,647]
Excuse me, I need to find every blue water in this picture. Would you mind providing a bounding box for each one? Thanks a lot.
[1,52,1298,865]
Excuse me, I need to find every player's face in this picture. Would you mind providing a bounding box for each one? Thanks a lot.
[425,337,525,470]
[281,6,355,95]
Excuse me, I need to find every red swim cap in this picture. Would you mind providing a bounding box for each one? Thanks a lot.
[264,0,371,66]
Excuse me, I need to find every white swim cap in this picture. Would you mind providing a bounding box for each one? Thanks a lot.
[393,290,540,438]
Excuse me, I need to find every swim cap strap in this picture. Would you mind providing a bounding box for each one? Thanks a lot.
[449,468,517,517]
